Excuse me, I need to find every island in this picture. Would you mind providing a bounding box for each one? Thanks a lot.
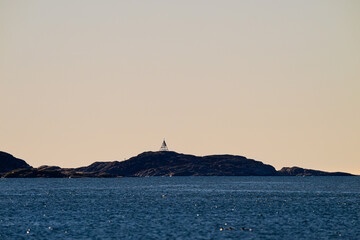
[0,150,354,178]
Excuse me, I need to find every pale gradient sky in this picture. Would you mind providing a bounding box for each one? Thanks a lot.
[1,0,359,174]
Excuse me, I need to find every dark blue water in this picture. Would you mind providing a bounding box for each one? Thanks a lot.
[0,177,359,239]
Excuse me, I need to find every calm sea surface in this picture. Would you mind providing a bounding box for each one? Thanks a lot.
[0,177,359,239]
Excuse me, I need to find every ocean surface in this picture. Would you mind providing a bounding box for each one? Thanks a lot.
[0,177,359,239]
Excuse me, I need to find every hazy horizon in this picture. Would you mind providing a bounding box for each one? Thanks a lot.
[1,0,359,174]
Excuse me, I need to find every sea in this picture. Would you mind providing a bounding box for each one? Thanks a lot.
[0,177,359,239]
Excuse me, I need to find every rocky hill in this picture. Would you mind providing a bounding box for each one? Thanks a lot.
[76,151,278,177]
[0,151,31,173]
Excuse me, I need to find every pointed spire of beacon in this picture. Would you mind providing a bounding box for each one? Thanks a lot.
[159,139,169,151]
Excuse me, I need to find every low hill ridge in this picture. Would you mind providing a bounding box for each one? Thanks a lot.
[0,150,355,177]
[76,151,278,177]
[0,151,31,173]
[278,166,353,176]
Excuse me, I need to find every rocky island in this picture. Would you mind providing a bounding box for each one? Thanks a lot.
[0,150,354,178]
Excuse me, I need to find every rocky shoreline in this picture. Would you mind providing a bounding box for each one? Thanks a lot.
[0,150,354,178]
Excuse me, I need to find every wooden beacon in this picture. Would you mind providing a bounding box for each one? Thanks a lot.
[159,139,169,151]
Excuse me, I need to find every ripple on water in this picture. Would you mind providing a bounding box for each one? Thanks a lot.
[0,177,359,239]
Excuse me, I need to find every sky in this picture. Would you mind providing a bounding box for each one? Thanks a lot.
[1,0,359,174]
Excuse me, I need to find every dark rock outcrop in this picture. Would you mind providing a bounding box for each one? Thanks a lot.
[61,170,115,178]
[1,150,355,177]
[0,151,31,174]
[0,153,116,178]
[2,167,115,178]
[76,151,278,177]
[38,165,62,171]
[278,167,353,176]
[3,168,66,178]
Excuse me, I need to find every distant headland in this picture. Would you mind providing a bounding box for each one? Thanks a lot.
[0,150,354,178]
